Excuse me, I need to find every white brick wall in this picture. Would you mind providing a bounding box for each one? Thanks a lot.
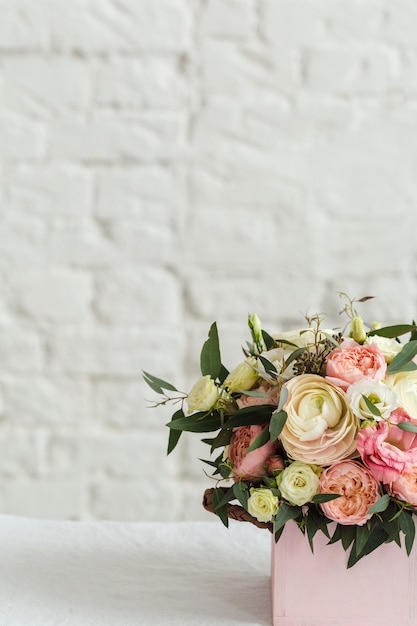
[1,0,417,521]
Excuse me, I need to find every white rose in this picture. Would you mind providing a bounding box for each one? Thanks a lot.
[365,336,403,363]
[222,357,258,393]
[187,375,219,414]
[386,370,417,419]
[277,461,320,506]
[346,379,399,422]
[247,488,279,523]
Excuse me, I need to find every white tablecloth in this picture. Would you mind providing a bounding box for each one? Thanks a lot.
[0,515,272,626]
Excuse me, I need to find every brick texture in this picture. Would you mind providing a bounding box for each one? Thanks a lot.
[0,0,417,521]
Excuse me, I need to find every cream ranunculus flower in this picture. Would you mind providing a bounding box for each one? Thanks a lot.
[247,488,279,523]
[345,379,399,422]
[276,461,320,506]
[280,374,359,465]
[222,357,258,393]
[364,335,403,363]
[187,375,219,414]
[386,370,417,419]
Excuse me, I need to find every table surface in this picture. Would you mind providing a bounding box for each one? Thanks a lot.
[0,515,272,626]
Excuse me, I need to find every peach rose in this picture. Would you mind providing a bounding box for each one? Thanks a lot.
[236,382,278,409]
[356,408,417,483]
[280,374,358,465]
[389,467,417,507]
[318,460,381,525]
[325,338,386,391]
[228,424,276,481]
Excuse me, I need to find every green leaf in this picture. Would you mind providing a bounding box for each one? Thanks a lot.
[397,421,417,433]
[367,494,390,514]
[262,330,276,350]
[355,525,370,556]
[246,427,270,453]
[305,506,332,550]
[269,409,288,441]
[328,524,342,545]
[201,429,232,452]
[305,513,318,552]
[200,322,222,380]
[387,340,417,374]
[224,405,275,429]
[274,524,285,543]
[312,493,342,504]
[274,503,302,532]
[277,386,289,413]
[258,355,277,376]
[212,487,230,527]
[399,510,416,555]
[284,347,307,369]
[340,525,356,551]
[167,409,185,454]
[361,394,382,417]
[368,324,417,339]
[237,389,271,398]
[142,371,178,394]
[232,482,249,509]
[347,526,388,568]
[166,410,222,433]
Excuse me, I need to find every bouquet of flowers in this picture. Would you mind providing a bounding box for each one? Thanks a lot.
[144,295,417,568]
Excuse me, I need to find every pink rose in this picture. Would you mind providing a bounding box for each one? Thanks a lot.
[356,408,417,483]
[266,455,285,475]
[325,338,387,391]
[228,424,275,481]
[389,467,417,507]
[236,382,278,409]
[318,460,380,526]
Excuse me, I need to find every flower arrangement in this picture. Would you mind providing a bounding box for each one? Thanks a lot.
[144,295,417,568]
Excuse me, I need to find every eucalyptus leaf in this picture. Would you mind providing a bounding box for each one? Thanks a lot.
[167,409,185,454]
[347,527,387,568]
[312,493,342,504]
[274,503,302,532]
[202,429,232,452]
[399,510,416,555]
[361,394,382,417]
[166,410,222,432]
[367,324,417,339]
[262,330,276,350]
[367,494,390,514]
[258,355,277,375]
[277,386,289,412]
[212,488,230,528]
[285,347,307,368]
[212,486,233,508]
[224,405,275,429]
[269,409,288,441]
[356,524,373,557]
[340,525,356,551]
[387,340,417,374]
[246,427,270,453]
[397,421,417,433]
[143,371,178,394]
[200,322,222,380]
[232,482,249,509]
[237,390,271,398]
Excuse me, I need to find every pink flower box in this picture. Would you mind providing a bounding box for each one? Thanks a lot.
[271,521,417,626]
